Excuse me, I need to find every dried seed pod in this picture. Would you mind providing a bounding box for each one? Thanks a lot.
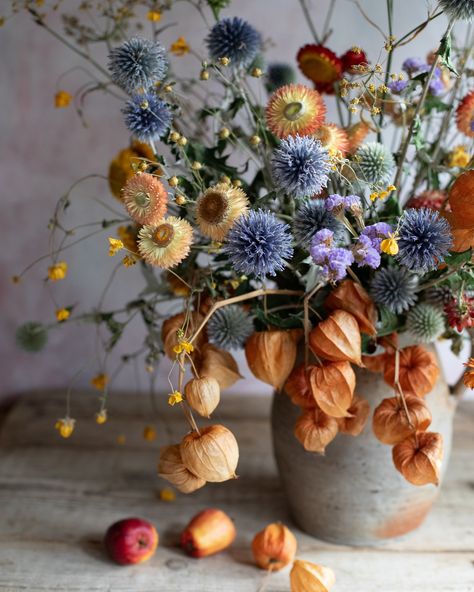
[392,431,444,486]
[252,523,297,571]
[195,343,242,390]
[184,376,220,418]
[161,312,206,359]
[448,170,474,229]
[180,424,239,482]
[325,279,377,335]
[373,395,432,445]
[157,444,206,494]
[384,345,440,398]
[290,559,336,592]
[245,330,302,390]
[361,353,387,373]
[284,363,317,408]
[309,361,355,418]
[309,310,362,366]
[294,408,339,453]
[337,395,370,436]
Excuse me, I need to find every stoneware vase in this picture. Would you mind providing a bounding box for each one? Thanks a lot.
[271,347,459,546]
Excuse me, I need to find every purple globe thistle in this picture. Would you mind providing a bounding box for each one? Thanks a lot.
[122,92,172,142]
[207,17,261,68]
[396,208,453,272]
[293,199,345,248]
[439,0,474,21]
[371,267,419,314]
[352,234,381,269]
[362,222,393,251]
[272,135,331,199]
[310,230,354,282]
[224,209,293,278]
[108,37,168,94]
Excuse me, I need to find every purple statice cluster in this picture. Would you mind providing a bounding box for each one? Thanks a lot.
[351,223,392,270]
[310,229,354,282]
[325,193,362,216]
[394,57,445,97]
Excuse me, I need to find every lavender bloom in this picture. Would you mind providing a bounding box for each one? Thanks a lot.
[325,194,362,213]
[310,230,354,282]
[352,234,381,269]
[362,222,393,251]
[389,79,408,94]
[325,194,345,211]
[402,57,427,75]
[429,70,444,96]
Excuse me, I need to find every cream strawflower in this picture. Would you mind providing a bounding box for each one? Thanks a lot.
[122,173,168,225]
[138,217,193,268]
[195,183,249,241]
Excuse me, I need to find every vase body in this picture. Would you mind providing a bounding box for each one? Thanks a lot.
[271,351,457,546]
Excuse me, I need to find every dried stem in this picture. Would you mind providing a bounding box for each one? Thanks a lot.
[394,348,414,429]
[304,283,324,366]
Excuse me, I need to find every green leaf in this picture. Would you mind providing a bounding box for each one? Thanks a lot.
[254,306,303,330]
[412,115,425,151]
[424,96,450,114]
[438,30,458,76]
[206,0,231,20]
[376,305,400,337]
[445,249,472,267]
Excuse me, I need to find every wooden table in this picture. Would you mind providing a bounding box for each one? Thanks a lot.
[0,391,473,591]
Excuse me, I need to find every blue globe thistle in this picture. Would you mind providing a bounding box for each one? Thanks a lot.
[406,303,445,343]
[207,305,254,350]
[397,208,453,273]
[272,135,331,199]
[207,17,261,68]
[16,322,48,352]
[266,63,296,93]
[371,267,419,314]
[108,37,168,94]
[439,0,474,21]
[354,142,395,185]
[122,93,172,142]
[293,199,345,248]
[224,209,293,278]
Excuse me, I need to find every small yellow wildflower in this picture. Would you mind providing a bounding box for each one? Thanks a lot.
[370,192,380,202]
[122,255,137,267]
[11,275,21,284]
[147,10,161,22]
[95,409,108,424]
[378,190,389,199]
[56,308,70,322]
[55,417,75,439]
[387,185,397,192]
[143,425,157,441]
[91,373,109,391]
[220,175,231,185]
[48,261,68,281]
[168,390,183,406]
[54,90,72,108]
[173,340,194,355]
[117,434,126,445]
[380,233,399,256]
[159,488,176,502]
[170,36,190,56]
[229,279,240,290]
[108,237,124,256]
[218,57,231,66]
[447,145,470,169]
[251,67,263,78]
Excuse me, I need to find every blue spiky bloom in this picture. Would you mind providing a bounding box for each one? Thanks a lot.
[207,305,254,350]
[122,93,172,142]
[16,322,48,352]
[355,142,395,185]
[272,135,331,199]
[293,199,345,248]
[207,17,261,68]
[439,0,474,21]
[371,267,418,314]
[224,209,293,278]
[266,63,296,92]
[109,37,168,93]
[397,208,452,273]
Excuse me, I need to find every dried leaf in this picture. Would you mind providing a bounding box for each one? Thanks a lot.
[309,310,362,366]
[309,361,355,418]
[392,431,444,486]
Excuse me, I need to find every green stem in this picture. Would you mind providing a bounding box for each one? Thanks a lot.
[298,0,321,44]
[377,0,394,143]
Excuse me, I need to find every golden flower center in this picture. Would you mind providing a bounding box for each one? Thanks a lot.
[134,191,151,208]
[283,101,304,122]
[153,223,175,247]
[199,191,229,224]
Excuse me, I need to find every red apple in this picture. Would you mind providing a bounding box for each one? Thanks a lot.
[104,518,158,565]
[181,508,236,558]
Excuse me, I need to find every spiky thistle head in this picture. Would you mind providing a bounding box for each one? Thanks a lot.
[206,17,261,68]
[354,142,395,185]
[207,306,254,350]
[406,303,446,343]
[370,267,419,314]
[266,63,297,93]
[16,322,48,352]
[108,37,168,94]
[122,93,172,143]
[293,199,345,248]
[439,0,474,21]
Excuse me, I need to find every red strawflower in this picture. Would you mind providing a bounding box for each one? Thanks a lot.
[341,47,368,73]
[406,190,448,211]
[444,294,474,332]
[297,44,343,94]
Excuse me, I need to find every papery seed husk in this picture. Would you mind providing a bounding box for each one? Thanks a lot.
[325,279,377,335]
[337,395,370,436]
[161,311,206,359]
[384,345,440,398]
[309,310,362,366]
[309,361,355,418]
[195,343,242,390]
[373,394,432,445]
[392,431,443,486]
[158,444,206,493]
[185,376,220,418]
[284,363,317,408]
[294,407,339,453]
[290,559,336,592]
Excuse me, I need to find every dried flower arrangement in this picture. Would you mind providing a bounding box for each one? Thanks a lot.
[8,0,474,493]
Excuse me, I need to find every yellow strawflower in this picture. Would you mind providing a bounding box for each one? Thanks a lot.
[108,237,124,256]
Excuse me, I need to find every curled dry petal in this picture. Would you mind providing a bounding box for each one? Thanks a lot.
[161,312,206,359]
[157,444,206,494]
[294,408,339,453]
[373,395,432,445]
[309,361,355,418]
[337,395,370,436]
[309,310,362,366]
[180,424,239,483]
[195,343,242,391]
[384,345,440,398]
[184,376,220,418]
[325,279,377,335]
[251,523,297,571]
[392,431,444,486]
[245,330,302,391]
[284,363,317,408]
[290,559,336,592]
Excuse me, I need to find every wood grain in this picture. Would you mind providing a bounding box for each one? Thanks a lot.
[0,391,473,591]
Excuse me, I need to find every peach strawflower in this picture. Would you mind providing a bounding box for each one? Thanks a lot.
[195,183,249,241]
[464,358,474,389]
[346,121,370,154]
[122,173,168,225]
[313,123,349,157]
[456,91,474,138]
[138,217,193,269]
[266,84,326,138]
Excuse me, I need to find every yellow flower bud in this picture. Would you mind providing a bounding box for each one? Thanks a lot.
[169,131,181,143]
[168,176,179,187]
[95,410,107,425]
[143,425,157,441]
[175,195,186,205]
[159,488,177,502]
[219,127,231,140]
[218,57,231,66]
[91,373,109,391]
[147,10,161,22]
[249,135,261,146]
[251,67,263,77]
[54,90,72,108]
[200,69,210,80]
[48,261,68,281]
[55,418,75,439]
[56,308,70,322]
[178,136,188,146]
